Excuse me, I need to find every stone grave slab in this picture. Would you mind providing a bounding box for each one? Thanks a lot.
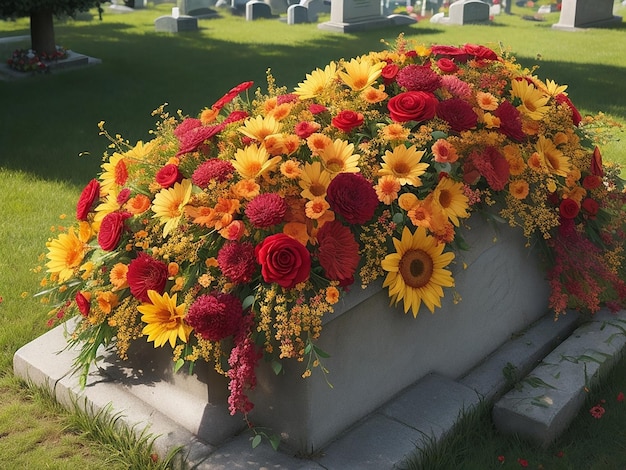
[553,0,622,31]
[287,4,310,23]
[246,0,274,19]
[447,0,490,24]
[155,15,199,32]
[318,0,393,32]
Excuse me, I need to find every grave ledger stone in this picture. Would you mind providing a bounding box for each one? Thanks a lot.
[553,0,622,30]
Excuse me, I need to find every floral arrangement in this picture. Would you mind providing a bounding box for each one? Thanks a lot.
[7,46,68,73]
[40,36,626,420]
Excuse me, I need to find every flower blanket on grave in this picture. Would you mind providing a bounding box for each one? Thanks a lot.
[41,35,626,424]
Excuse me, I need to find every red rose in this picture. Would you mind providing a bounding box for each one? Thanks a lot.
[463,44,498,61]
[387,91,438,123]
[582,175,602,190]
[326,172,379,224]
[555,93,582,126]
[76,179,100,221]
[582,198,599,217]
[98,211,130,251]
[155,164,183,188]
[127,252,168,302]
[317,220,360,284]
[381,63,399,83]
[437,99,478,132]
[332,110,364,133]
[559,198,580,219]
[309,104,328,115]
[436,58,458,74]
[75,291,91,317]
[430,45,469,63]
[255,234,311,289]
[295,121,321,139]
[495,100,526,142]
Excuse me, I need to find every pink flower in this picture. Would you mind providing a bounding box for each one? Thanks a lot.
[245,193,287,228]
[590,404,605,419]
[396,64,442,92]
[309,103,328,114]
[617,392,624,402]
[192,159,235,188]
[186,292,243,341]
[217,241,257,284]
[295,121,321,139]
[176,123,225,156]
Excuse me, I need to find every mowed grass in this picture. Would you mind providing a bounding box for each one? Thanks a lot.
[0,2,625,468]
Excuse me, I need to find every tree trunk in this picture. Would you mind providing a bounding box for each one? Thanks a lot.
[30,10,56,56]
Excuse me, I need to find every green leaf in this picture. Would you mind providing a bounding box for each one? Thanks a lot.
[269,435,281,451]
[251,435,262,448]
[431,130,448,140]
[242,295,255,310]
[313,345,331,358]
[271,360,283,375]
[392,212,405,225]
[173,358,184,373]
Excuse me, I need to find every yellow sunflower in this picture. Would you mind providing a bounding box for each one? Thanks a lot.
[232,144,282,180]
[45,227,87,283]
[293,62,337,99]
[430,177,470,227]
[338,57,385,91]
[152,179,193,237]
[238,115,282,142]
[379,145,429,186]
[100,153,127,196]
[318,139,360,174]
[510,79,550,120]
[381,226,455,316]
[299,161,332,200]
[138,290,191,348]
[535,136,572,177]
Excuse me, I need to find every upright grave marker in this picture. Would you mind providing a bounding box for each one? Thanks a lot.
[553,0,622,30]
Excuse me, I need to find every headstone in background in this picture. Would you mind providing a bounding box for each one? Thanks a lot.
[155,14,199,32]
[553,0,622,30]
[179,0,220,18]
[287,3,310,22]
[246,0,274,19]
[265,0,290,15]
[318,0,392,32]
[124,0,147,8]
[447,0,490,24]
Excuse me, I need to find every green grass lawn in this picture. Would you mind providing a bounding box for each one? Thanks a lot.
[1,2,625,468]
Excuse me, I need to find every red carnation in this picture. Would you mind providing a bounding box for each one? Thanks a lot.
[396,64,442,92]
[437,99,478,132]
[76,179,100,221]
[174,118,202,139]
[317,220,360,284]
[116,188,131,205]
[186,292,243,341]
[223,110,249,125]
[255,234,311,288]
[387,91,438,123]
[436,58,458,74]
[245,193,287,228]
[559,198,580,219]
[495,100,526,142]
[217,241,258,284]
[277,93,298,105]
[176,124,225,157]
[332,110,364,133]
[75,291,91,317]
[155,164,183,188]
[555,93,582,126]
[98,211,131,251]
[295,121,321,139]
[582,198,599,218]
[468,146,510,191]
[127,252,168,302]
[309,104,328,115]
[326,173,379,225]
[192,159,235,188]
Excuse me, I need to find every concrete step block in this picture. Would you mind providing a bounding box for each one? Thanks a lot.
[493,309,626,446]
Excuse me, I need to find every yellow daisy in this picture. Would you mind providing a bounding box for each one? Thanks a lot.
[138,290,191,348]
[299,161,332,200]
[294,62,337,99]
[510,79,550,120]
[535,136,572,177]
[100,152,127,196]
[231,144,282,180]
[379,145,429,186]
[45,227,87,283]
[93,190,121,228]
[338,57,385,91]
[124,140,154,162]
[430,177,470,227]
[152,179,193,237]
[238,115,282,142]
[381,226,455,316]
[318,139,360,174]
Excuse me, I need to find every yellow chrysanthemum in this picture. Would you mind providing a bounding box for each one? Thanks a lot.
[45,228,87,283]
[380,123,410,142]
[299,161,332,200]
[232,144,282,180]
[238,115,282,142]
[379,145,429,186]
[510,79,550,120]
[476,91,499,111]
[152,179,193,237]
[381,226,455,316]
[294,62,337,99]
[430,177,470,227]
[535,136,572,177]
[100,153,127,196]
[124,140,154,162]
[338,57,385,91]
[541,79,568,97]
[138,290,191,348]
[318,139,360,174]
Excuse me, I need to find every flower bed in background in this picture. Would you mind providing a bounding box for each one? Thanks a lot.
[7,46,68,73]
[39,35,626,434]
